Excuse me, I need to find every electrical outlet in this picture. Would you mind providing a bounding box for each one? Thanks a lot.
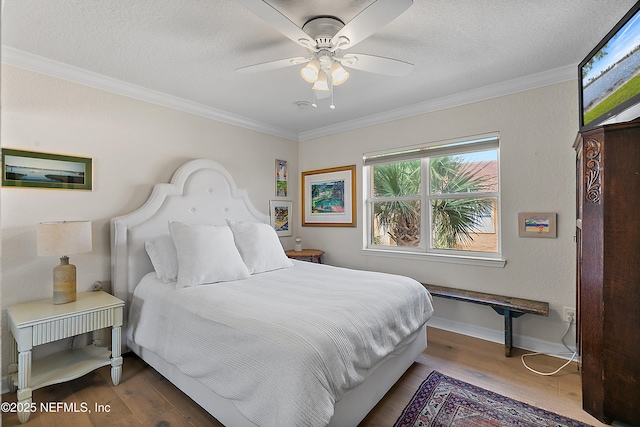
[563,306,576,323]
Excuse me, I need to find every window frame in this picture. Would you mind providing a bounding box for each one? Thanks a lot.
[363,134,504,266]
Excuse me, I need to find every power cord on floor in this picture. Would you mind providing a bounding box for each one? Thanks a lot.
[521,315,578,376]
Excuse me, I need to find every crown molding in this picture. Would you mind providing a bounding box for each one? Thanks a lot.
[299,64,577,141]
[3,46,576,143]
[1,46,299,141]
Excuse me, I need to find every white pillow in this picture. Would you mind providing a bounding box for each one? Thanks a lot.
[169,222,250,288]
[228,221,293,274]
[144,235,178,283]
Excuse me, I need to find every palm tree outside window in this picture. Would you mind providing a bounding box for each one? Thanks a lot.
[364,134,500,258]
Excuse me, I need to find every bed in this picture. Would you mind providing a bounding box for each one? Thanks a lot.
[111,159,433,427]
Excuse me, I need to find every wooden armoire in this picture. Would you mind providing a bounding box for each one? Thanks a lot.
[574,120,640,426]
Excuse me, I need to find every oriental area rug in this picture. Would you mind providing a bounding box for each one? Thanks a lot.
[394,371,592,427]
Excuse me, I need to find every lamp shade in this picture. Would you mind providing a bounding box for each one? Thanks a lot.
[300,59,320,83]
[330,62,350,86]
[37,221,92,256]
[312,70,330,91]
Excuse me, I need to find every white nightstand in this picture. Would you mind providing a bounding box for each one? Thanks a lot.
[6,291,124,423]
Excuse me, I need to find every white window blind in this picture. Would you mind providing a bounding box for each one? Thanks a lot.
[363,134,499,166]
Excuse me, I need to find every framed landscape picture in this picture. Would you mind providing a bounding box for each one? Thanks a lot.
[270,200,292,236]
[302,165,356,227]
[2,149,92,190]
[518,212,557,238]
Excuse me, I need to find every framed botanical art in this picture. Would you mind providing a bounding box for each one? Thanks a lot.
[2,148,92,190]
[275,159,288,197]
[302,165,356,227]
[269,200,292,236]
[518,212,557,238]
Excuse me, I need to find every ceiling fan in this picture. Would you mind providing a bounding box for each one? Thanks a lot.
[236,0,414,108]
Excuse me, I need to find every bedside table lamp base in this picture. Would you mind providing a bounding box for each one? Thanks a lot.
[37,221,91,305]
[53,256,76,304]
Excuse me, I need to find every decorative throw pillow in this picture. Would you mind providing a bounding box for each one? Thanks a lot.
[144,235,179,283]
[169,222,250,288]
[228,220,293,274]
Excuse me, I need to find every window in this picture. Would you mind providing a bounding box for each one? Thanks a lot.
[364,134,501,260]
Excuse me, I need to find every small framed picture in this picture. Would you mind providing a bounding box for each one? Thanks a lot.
[270,200,292,236]
[2,148,92,190]
[518,212,557,238]
[275,159,288,197]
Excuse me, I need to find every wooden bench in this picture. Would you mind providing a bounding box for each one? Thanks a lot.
[422,284,549,357]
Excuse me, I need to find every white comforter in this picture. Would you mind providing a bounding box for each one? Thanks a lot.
[128,260,433,427]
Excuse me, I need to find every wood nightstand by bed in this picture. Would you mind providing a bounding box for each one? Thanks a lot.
[285,249,324,263]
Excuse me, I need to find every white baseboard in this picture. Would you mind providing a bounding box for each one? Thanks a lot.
[427,316,576,360]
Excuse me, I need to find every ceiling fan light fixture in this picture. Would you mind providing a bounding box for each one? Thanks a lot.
[238,0,416,111]
[330,62,349,86]
[300,59,320,83]
[312,70,330,91]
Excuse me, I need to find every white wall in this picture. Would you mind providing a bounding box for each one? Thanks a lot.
[298,81,579,351]
[1,63,580,386]
[0,65,298,378]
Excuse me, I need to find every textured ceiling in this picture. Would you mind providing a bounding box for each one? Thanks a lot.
[1,0,638,140]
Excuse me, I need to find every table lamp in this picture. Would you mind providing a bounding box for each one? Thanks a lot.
[37,221,92,304]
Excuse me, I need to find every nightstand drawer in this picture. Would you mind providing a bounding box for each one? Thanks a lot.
[30,307,120,346]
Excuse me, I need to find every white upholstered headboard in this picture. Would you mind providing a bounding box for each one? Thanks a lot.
[110,159,270,333]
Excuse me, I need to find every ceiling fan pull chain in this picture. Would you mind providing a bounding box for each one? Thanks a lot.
[330,83,336,110]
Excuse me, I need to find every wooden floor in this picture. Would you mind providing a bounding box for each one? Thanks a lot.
[1,327,608,427]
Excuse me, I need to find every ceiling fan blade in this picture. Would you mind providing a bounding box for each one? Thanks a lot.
[339,53,413,76]
[236,57,308,74]
[332,0,412,50]
[238,0,315,49]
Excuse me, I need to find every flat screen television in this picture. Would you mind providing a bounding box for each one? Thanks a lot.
[579,1,640,132]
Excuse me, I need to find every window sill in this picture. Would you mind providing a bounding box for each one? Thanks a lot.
[361,248,507,268]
